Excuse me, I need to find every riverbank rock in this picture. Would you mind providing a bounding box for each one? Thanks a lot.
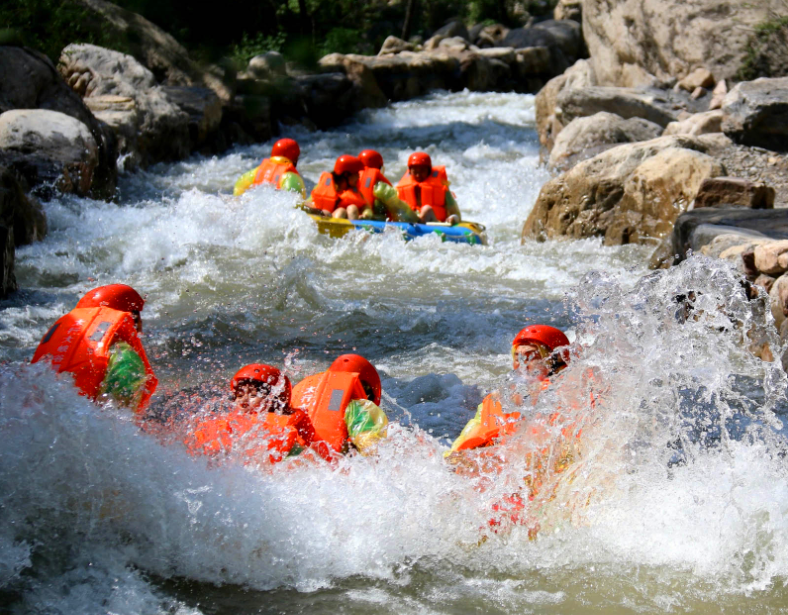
[379,36,416,56]
[535,59,597,150]
[503,20,584,71]
[523,135,724,246]
[548,112,663,169]
[247,52,286,79]
[58,44,228,165]
[693,177,775,209]
[722,77,788,151]
[557,87,681,129]
[0,166,47,298]
[473,24,509,48]
[0,45,116,198]
[656,208,788,268]
[0,110,99,198]
[583,0,788,87]
[554,0,582,21]
[664,110,724,137]
[73,0,232,102]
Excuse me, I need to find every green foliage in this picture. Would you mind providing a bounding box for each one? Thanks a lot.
[0,0,124,61]
[320,28,362,56]
[230,31,287,68]
[737,12,788,81]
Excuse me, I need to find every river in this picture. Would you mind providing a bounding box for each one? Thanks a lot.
[1,90,788,614]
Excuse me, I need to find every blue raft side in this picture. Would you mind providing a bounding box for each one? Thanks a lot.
[347,219,483,245]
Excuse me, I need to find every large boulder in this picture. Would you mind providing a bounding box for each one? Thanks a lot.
[247,51,287,78]
[557,87,681,128]
[548,111,663,169]
[0,45,116,198]
[0,110,99,198]
[73,0,232,102]
[504,20,584,72]
[522,135,725,245]
[58,44,212,166]
[721,77,788,151]
[583,0,788,87]
[535,59,597,150]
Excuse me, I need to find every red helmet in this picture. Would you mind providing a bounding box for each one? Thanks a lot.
[512,325,569,352]
[408,152,432,170]
[230,364,292,405]
[75,284,145,312]
[358,150,384,169]
[333,155,364,176]
[271,138,300,165]
[328,354,382,405]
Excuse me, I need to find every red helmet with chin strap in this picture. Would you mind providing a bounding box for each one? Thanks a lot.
[328,354,382,405]
[230,364,292,406]
[358,150,384,169]
[408,152,432,170]
[75,284,145,313]
[271,138,300,165]
[333,155,364,176]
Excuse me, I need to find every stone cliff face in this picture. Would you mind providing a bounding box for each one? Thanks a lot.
[583,0,788,87]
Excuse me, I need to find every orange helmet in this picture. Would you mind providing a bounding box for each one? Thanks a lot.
[230,364,292,406]
[333,155,364,176]
[328,354,382,405]
[75,284,145,313]
[271,138,300,165]
[358,149,384,169]
[408,152,432,170]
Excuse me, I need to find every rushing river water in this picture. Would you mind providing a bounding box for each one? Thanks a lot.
[2,90,788,614]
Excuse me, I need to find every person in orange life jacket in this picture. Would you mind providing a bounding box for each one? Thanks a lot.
[31,284,158,413]
[305,155,373,220]
[184,364,316,463]
[396,152,462,225]
[357,149,419,223]
[234,138,306,198]
[290,354,388,456]
[448,325,570,454]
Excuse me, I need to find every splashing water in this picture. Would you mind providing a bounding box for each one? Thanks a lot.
[2,91,787,613]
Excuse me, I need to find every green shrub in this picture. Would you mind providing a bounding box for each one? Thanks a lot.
[0,0,124,61]
[320,27,363,56]
[230,31,287,68]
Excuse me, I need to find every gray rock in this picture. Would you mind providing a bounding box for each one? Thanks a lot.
[248,51,286,78]
[549,111,663,169]
[433,20,470,42]
[668,208,788,265]
[557,86,680,128]
[378,36,415,56]
[0,45,116,198]
[532,19,584,61]
[0,109,99,198]
[473,24,510,48]
[59,44,195,166]
[722,77,788,151]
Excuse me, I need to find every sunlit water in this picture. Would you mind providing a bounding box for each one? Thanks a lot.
[2,91,787,614]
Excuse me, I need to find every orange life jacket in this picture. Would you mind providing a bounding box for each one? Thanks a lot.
[311,172,369,214]
[358,168,391,210]
[291,371,368,453]
[396,166,449,221]
[185,408,315,464]
[252,157,299,189]
[453,392,523,452]
[31,307,158,412]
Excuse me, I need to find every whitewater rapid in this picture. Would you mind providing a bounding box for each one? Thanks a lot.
[2,90,787,614]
